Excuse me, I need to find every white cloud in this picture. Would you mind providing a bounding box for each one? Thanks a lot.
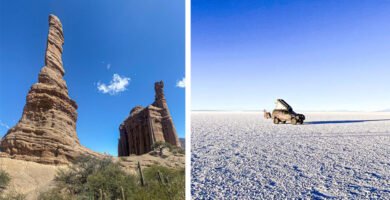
[97,74,130,95]
[0,120,10,129]
[176,77,186,88]
[106,63,111,70]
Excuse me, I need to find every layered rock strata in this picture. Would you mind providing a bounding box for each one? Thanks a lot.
[0,15,98,164]
[118,81,181,156]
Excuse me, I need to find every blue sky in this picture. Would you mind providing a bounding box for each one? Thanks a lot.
[192,0,390,111]
[0,0,185,155]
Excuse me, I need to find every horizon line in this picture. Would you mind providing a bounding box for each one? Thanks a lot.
[191,109,390,112]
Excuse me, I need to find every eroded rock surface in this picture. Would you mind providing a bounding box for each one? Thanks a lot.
[0,15,99,164]
[118,81,181,156]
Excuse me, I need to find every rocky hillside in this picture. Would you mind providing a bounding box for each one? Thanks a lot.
[0,151,184,200]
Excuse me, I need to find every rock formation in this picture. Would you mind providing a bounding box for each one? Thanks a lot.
[179,138,185,150]
[0,15,98,164]
[118,81,181,156]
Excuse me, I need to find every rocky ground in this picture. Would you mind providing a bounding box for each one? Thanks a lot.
[0,157,64,199]
[117,151,185,175]
[191,112,390,199]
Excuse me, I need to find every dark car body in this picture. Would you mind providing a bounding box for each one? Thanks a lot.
[265,99,305,125]
[272,109,305,125]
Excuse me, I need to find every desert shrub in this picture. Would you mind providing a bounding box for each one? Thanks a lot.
[39,155,184,200]
[171,147,185,155]
[0,169,10,191]
[151,142,184,156]
[134,165,185,200]
[86,163,136,199]
[54,155,113,195]
[40,155,136,199]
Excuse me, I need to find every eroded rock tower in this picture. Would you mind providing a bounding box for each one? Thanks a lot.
[118,81,181,156]
[0,15,98,164]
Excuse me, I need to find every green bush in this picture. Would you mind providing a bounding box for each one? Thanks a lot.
[171,147,185,155]
[87,163,136,199]
[151,142,185,156]
[0,169,10,191]
[134,165,185,200]
[54,155,113,195]
[50,155,136,199]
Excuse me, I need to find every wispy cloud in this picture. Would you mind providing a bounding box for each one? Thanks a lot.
[106,63,111,70]
[176,77,186,88]
[0,120,10,130]
[97,74,130,95]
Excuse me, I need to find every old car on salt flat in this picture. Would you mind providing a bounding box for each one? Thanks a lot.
[264,99,305,125]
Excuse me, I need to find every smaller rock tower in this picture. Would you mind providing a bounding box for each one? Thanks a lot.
[118,81,181,156]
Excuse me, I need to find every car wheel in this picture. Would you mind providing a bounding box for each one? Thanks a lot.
[291,118,297,125]
[273,118,280,124]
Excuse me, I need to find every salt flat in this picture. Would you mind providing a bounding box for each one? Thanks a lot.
[191,112,390,199]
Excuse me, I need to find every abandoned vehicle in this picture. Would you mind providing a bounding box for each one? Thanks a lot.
[264,99,305,125]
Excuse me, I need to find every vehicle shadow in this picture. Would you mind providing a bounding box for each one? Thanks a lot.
[305,119,390,125]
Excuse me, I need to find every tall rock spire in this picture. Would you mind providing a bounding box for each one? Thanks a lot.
[153,81,181,147]
[46,15,65,75]
[0,14,98,164]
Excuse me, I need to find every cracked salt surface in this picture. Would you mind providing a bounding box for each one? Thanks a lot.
[191,112,390,199]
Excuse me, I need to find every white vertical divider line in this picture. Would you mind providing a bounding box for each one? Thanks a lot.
[185,0,191,199]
